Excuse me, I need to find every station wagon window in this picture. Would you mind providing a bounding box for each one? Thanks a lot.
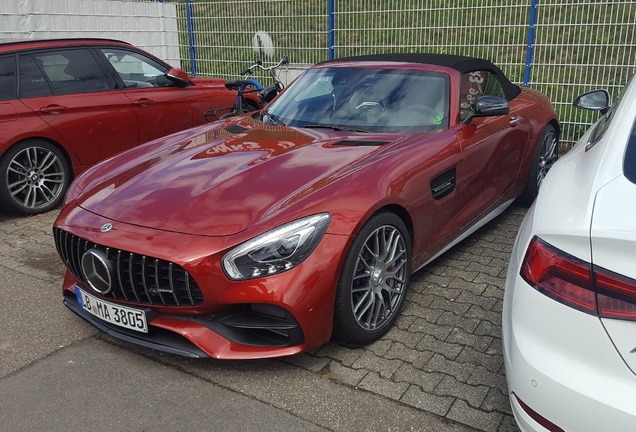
[18,55,53,98]
[100,49,172,88]
[459,70,506,122]
[0,56,16,100]
[20,49,113,97]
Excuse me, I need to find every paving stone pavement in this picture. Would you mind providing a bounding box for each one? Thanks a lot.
[0,205,527,431]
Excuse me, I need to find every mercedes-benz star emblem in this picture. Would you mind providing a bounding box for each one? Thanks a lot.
[81,249,114,295]
[100,223,113,233]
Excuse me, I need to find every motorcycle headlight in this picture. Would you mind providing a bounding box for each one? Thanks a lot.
[222,213,331,280]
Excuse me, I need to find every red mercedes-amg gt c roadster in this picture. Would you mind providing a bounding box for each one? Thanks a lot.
[54,54,559,359]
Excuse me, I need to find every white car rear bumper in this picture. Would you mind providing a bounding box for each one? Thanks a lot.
[503,256,636,432]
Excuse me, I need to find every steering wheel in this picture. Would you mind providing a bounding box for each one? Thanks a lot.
[355,101,385,113]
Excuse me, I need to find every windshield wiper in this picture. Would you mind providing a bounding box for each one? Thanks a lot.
[304,124,370,133]
[262,111,286,126]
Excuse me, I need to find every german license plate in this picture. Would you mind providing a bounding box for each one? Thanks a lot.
[76,287,148,333]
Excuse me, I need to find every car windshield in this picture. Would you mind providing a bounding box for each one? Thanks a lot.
[265,67,450,133]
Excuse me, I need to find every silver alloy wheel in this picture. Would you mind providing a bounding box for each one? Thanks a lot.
[6,145,66,210]
[350,224,408,331]
[537,130,558,189]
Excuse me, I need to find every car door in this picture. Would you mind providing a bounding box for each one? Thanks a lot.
[16,48,139,168]
[456,70,530,222]
[98,48,211,144]
[0,55,33,141]
[0,55,65,148]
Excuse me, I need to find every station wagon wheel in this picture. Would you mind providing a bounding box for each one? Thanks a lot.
[333,212,412,345]
[0,140,70,215]
[518,125,558,206]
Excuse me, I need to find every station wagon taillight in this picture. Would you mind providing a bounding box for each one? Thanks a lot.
[520,236,636,320]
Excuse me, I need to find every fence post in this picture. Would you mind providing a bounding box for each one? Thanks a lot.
[524,0,538,86]
[186,0,198,75]
[328,0,335,60]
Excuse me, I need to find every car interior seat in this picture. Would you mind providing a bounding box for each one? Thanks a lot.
[63,54,111,93]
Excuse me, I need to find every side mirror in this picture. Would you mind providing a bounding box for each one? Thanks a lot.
[573,89,610,115]
[463,96,510,124]
[166,67,191,87]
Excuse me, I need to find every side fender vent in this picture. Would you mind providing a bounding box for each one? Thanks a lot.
[225,125,250,134]
[430,168,456,200]
[332,140,389,147]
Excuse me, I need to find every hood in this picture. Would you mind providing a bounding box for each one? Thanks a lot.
[75,117,395,236]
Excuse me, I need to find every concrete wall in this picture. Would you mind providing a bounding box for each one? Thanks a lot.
[0,0,180,68]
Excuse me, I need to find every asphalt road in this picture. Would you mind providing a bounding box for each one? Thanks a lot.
[0,207,526,431]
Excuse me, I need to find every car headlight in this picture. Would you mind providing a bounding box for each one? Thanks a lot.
[222,213,331,280]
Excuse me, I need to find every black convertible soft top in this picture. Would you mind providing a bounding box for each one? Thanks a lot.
[326,53,521,101]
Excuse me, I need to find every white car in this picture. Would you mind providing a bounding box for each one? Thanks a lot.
[503,76,636,431]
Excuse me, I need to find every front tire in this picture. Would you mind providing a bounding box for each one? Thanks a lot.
[0,140,70,215]
[333,212,412,345]
[518,124,558,206]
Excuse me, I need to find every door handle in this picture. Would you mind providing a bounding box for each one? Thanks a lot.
[133,98,154,107]
[509,116,523,126]
[39,105,68,114]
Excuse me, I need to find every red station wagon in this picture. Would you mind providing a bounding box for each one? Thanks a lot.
[0,38,237,215]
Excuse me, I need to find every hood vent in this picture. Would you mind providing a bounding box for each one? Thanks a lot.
[332,140,390,147]
[225,125,250,134]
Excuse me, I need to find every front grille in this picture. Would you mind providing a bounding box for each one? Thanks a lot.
[53,228,204,306]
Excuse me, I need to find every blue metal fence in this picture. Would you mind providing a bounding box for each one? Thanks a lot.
[185,0,197,76]
[524,0,539,86]
[174,0,636,144]
[328,0,336,61]
[180,0,540,83]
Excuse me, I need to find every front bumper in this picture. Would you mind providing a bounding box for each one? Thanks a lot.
[64,289,308,359]
[64,293,207,358]
[55,205,349,359]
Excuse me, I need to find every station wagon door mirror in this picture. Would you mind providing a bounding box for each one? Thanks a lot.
[167,67,192,87]
[463,96,510,124]
[573,89,610,115]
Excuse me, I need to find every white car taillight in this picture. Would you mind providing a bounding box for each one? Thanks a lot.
[520,236,636,320]
[596,270,636,320]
